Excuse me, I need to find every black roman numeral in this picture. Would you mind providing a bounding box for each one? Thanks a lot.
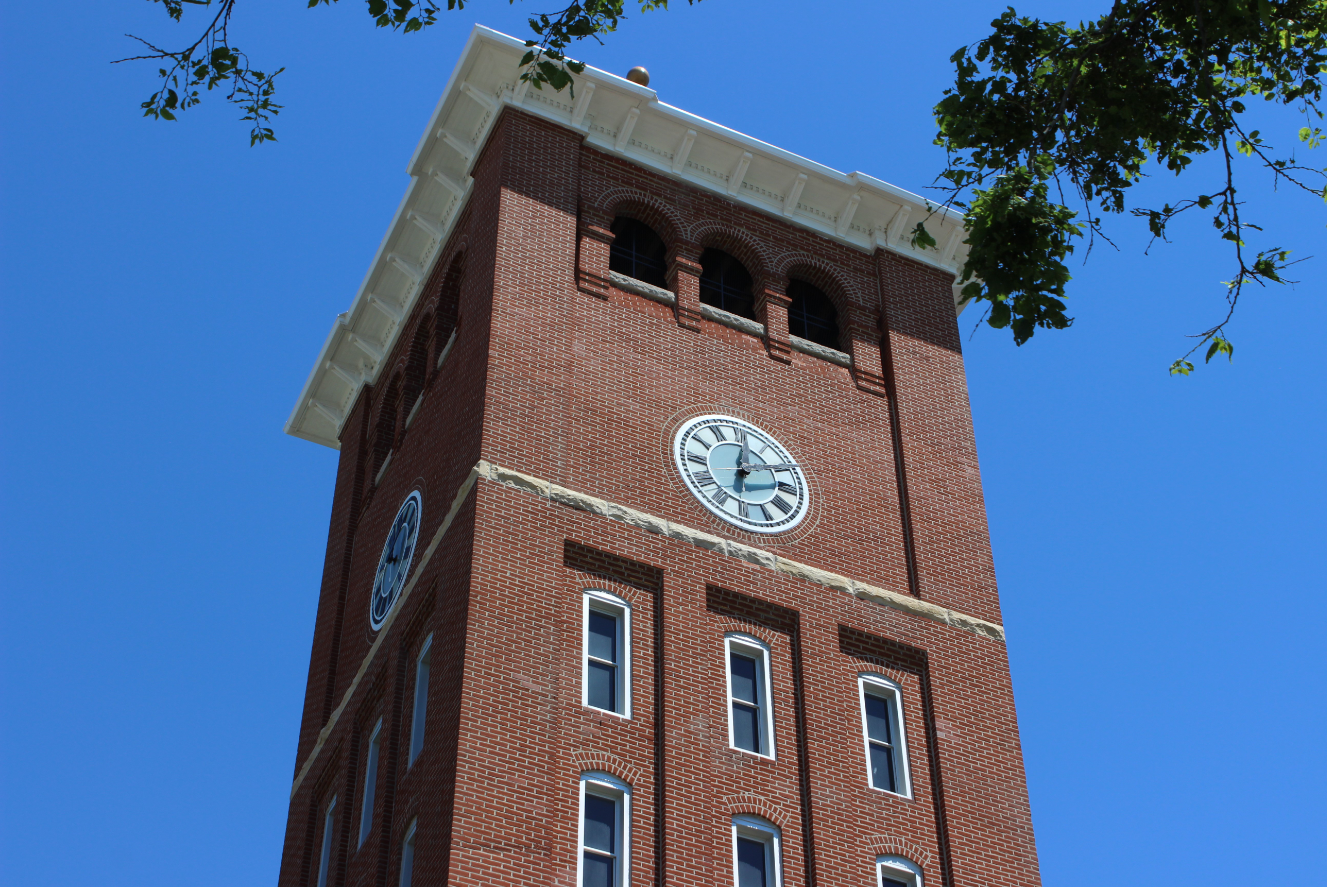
[777,481,797,495]
[770,495,792,515]
[711,488,729,505]
[693,470,717,487]
[756,504,771,521]
[688,452,708,467]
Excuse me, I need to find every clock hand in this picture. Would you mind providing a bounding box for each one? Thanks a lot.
[740,461,800,472]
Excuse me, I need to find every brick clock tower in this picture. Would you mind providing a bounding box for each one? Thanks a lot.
[279,25,1040,887]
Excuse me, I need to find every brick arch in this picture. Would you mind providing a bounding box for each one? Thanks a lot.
[684,222,771,284]
[423,236,469,306]
[775,253,862,320]
[713,619,781,650]
[429,247,466,368]
[720,792,793,830]
[571,751,643,786]
[862,834,933,869]
[398,313,432,410]
[827,656,912,689]
[597,189,684,245]
[578,579,643,608]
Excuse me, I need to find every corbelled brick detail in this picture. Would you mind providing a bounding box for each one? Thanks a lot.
[277,106,1040,887]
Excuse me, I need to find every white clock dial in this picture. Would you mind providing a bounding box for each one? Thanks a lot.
[673,415,809,534]
[370,491,422,630]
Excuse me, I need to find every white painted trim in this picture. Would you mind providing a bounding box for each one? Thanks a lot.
[615,107,641,152]
[858,674,912,799]
[408,634,432,767]
[582,588,633,719]
[287,24,971,450]
[399,818,418,887]
[358,717,383,848]
[570,81,596,128]
[727,151,753,196]
[731,815,783,887]
[783,173,807,217]
[671,129,697,173]
[578,772,632,887]
[316,795,337,887]
[724,633,775,760]
[836,191,862,237]
[877,854,923,887]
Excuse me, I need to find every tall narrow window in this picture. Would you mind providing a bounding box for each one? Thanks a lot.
[315,795,337,887]
[876,855,923,887]
[583,590,631,717]
[858,675,911,797]
[609,217,668,288]
[725,634,774,757]
[434,253,464,369]
[579,772,631,887]
[699,248,755,319]
[786,278,840,351]
[399,818,418,887]
[731,816,781,887]
[358,719,383,848]
[409,635,432,766]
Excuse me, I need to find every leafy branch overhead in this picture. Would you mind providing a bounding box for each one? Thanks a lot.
[120,1,1326,372]
[918,0,1326,373]
[116,1,683,146]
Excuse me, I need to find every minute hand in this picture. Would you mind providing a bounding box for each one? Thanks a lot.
[740,461,800,471]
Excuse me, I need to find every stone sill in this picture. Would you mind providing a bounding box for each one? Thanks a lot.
[608,270,852,367]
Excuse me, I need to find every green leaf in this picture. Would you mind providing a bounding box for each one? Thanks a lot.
[1204,336,1234,364]
[910,222,938,250]
[1169,360,1194,376]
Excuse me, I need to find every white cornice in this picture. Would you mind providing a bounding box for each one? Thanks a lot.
[285,24,970,449]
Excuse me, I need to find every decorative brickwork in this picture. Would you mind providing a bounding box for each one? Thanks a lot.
[277,103,1040,887]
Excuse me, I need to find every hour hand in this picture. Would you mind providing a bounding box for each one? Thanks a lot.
[740,461,799,472]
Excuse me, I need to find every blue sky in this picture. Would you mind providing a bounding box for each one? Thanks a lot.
[1,2,1323,884]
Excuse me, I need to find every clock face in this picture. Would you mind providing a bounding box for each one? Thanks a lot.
[370,491,422,630]
[673,415,809,534]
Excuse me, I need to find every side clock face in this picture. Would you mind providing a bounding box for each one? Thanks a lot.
[673,415,809,534]
[370,491,422,631]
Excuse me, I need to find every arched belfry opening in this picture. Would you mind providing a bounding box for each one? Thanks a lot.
[609,217,667,289]
[699,248,755,320]
[787,278,840,350]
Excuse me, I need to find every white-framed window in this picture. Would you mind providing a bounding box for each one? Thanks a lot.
[583,589,632,718]
[731,815,782,887]
[858,674,911,797]
[358,718,384,848]
[409,634,432,766]
[315,795,337,887]
[877,855,923,887]
[578,771,631,887]
[725,634,775,758]
[398,818,418,887]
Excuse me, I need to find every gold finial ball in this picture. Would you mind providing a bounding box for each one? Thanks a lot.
[626,66,651,87]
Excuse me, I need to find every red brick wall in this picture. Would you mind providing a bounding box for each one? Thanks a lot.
[278,106,1039,887]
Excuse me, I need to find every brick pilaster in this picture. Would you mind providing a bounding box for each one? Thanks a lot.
[577,206,614,300]
[757,278,793,363]
[668,242,703,331]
